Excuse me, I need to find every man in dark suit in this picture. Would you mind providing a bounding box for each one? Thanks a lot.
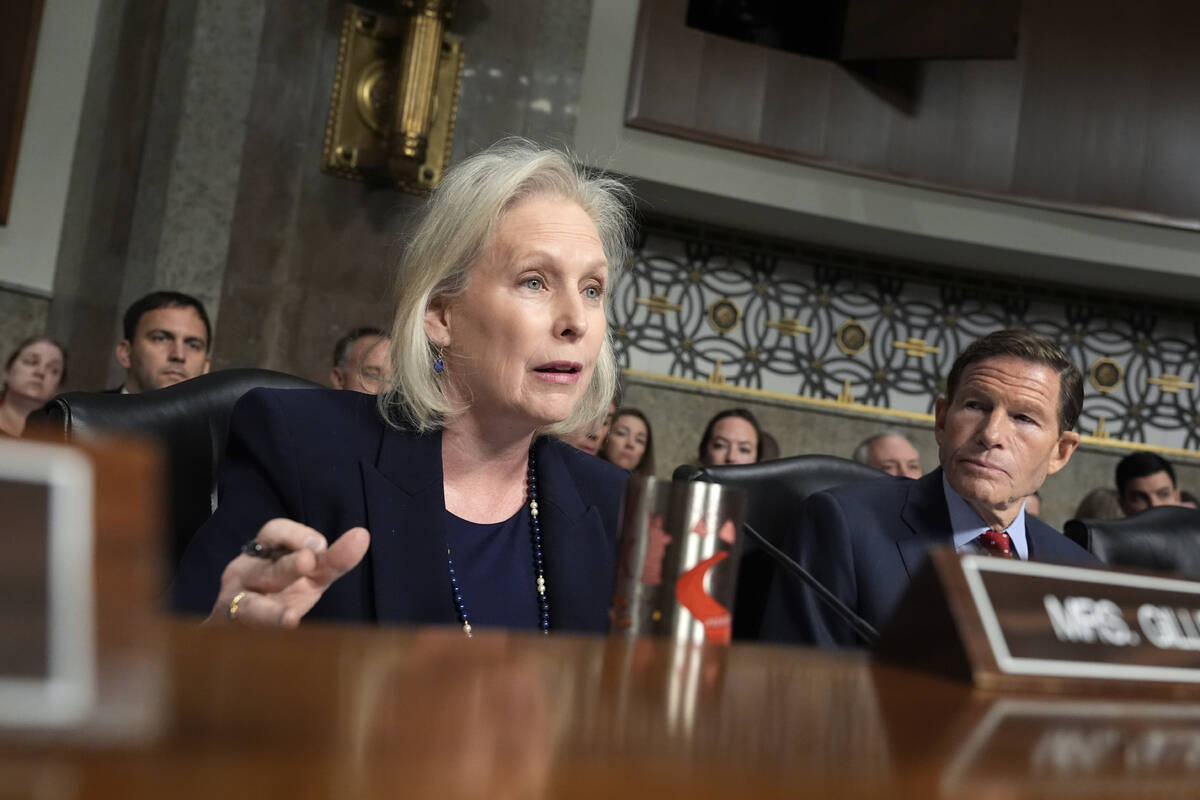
[762,329,1097,647]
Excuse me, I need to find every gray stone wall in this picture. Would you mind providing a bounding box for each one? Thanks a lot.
[110,0,265,386]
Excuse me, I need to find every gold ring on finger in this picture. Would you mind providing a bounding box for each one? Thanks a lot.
[228,590,248,622]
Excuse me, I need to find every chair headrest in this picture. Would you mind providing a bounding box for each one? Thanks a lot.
[679,454,883,546]
[31,368,321,440]
[1064,506,1200,578]
[690,453,884,496]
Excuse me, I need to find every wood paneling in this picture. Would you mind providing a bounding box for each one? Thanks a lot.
[758,49,832,157]
[1140,7,1200,216]
[695,34,768,143]
[841,0,1022,60]
[0,0,43,225]
[627,0,1200,228]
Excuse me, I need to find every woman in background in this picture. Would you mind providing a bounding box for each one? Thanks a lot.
[698,408,761,467]
[601,408,654,476]
[0,337,66,437]
[561,396,617,457]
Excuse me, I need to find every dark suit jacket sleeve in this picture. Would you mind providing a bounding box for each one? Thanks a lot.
[759,490,865,648]
[170,388,303,614]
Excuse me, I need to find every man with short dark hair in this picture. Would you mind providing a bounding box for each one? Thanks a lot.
[113,291,212,393]
[764,329,1097,647]
[329,327,390,394]
[1115,451,1182,515]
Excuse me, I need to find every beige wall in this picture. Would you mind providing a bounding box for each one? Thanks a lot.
[0,0,102,295]
[622,372,1200,532]
[0,0,102,368]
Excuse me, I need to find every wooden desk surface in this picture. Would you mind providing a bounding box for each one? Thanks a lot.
[4,620,1200,799]
[4,438,1197,797]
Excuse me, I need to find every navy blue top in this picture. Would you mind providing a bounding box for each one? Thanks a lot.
[444,506,538,631]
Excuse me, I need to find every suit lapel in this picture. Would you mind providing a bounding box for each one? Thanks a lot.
[896,468,954,577]
[535,438,615,631]
[361,425,456,625]
[1025,516,1057,560]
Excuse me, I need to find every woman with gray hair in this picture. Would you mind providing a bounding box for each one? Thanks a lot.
[173,140,634,634]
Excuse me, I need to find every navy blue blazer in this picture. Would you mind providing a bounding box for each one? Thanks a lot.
[171,388,627,632]
[760,468,1099,648]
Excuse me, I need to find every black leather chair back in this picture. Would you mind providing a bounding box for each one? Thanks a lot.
[679,455,883,639]
[1064,506,1200,578]
[28,369,321,576]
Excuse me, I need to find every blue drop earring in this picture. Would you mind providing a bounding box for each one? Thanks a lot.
[433,344,445,374]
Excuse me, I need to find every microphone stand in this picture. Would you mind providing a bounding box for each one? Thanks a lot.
[743,522,879,647]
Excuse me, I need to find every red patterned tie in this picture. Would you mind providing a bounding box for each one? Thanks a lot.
[978,529,1014,558]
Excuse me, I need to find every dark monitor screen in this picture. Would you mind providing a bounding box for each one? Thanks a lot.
[0,478,50,678]
[0,440,94,727]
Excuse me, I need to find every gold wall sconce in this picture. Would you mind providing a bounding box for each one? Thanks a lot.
[323,1,464,194]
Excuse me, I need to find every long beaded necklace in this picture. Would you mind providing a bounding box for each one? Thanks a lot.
[446,446,549,637]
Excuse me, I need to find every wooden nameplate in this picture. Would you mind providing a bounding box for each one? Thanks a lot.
[877,548,1200,696]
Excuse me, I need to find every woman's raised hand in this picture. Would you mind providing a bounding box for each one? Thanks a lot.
[208,518,370,627]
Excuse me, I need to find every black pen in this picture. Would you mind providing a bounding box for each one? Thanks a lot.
[240,540,291,561]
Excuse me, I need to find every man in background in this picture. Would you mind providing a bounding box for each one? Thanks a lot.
[1116,451,1182,515]
[113,291,212,393]
[852,430,922,479]
[330,326,391,394]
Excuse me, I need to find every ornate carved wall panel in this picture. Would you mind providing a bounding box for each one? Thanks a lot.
[612,222,1200,452]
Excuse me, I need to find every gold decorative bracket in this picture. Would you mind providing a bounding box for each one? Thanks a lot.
[837,379,856,405]
[766,318,813,337]
[635,295,683,314]
[708,359,726,385]
[1148,374,1195,394]
[323,2,464,194]
[893,337,940,358]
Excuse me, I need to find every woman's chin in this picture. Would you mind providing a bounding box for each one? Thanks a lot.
[10,388,48,404]
[522,398,580,428]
